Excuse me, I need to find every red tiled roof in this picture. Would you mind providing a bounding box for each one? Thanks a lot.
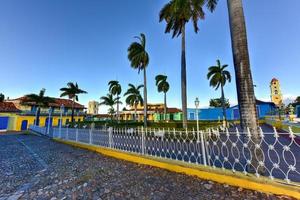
[0,102,20,113]
[14,97,85,109]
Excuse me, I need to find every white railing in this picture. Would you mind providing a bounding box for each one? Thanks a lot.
[29,125,300,185]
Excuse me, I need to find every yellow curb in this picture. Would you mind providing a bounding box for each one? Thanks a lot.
[53,138,300,199]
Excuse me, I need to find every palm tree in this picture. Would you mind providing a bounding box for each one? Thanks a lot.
[207,60,231,126]
[24,89,55,126]
[123,84,144,122]
[108,80,122,121]
[0,93,4,102]
[206,0,262,173]
[60,82,87,123]
[127,33,149,127]
[99,93,122,120]
[159,0,205,128]
[155,75,170,120]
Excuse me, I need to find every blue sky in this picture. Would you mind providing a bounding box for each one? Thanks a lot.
[0,0,299,112]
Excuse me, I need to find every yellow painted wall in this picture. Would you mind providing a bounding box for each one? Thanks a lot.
[6,115,84,131]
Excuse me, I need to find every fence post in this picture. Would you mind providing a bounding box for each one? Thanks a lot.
[141,127,145,154]
[108,127,113,148]
[76,128,78,142]
[89,128,92,144]
[200,131,207,166]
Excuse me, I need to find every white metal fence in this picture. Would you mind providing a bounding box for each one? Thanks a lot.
[29,125,300,185]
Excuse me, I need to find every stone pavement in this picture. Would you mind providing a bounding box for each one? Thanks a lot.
[0,133,294,200]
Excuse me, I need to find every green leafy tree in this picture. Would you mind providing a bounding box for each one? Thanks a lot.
[209,98,230,108]
[295,96,300,104]
[159,0,205,128]
[207,60,231,124]
[128,33,149,127]
[60,82,87,123]
[99,93,122,120]
[24,89,55,126]
[205,0,263,173]
[108,80,122,121]
[123,84,144,122]
[0,93,4,102]
[155,75,170,120]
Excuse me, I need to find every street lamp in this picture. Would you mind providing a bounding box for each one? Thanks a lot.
[195,97,207,166]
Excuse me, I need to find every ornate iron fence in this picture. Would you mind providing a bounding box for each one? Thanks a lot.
[29,125,300,185]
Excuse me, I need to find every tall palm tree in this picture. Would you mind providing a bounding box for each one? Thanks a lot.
[99,93,122,120]
[207,60,231,126]
[123,84,144,122]
[155,75,170,120]
[24,89,55,126]
[159,0,205,128]
[0,93,4,102]
[206,0,262,173]
[60,82,87,123]
[127,33,149,127]
[108,80,122,121]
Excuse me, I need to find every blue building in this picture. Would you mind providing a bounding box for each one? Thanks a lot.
[187,100,276,121]
[296,105,300,118]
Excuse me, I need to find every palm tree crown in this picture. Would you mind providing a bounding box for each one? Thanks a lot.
[155,75,170,94]
[60,82,87,122]
[24,88,54,107]
[124,84,144,121]
[24,88,54,126]
[128,33,149,72]
[123,84,144,107]
[207,60,231,90]
[108,81,122,96]
[60,82,87,101]
[100,93,122,119]
[159,0,205,38]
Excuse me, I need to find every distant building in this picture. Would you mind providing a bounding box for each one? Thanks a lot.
[88,101,99,115]
[270,78,283,107]
[296,105,300,118]
[120,103,181,121]
[0,96,85,131]
[187,100,276,121]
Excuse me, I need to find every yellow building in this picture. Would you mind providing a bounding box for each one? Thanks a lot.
[88,101,99,115]
[270,78,283,107]
[120,103,171,121]
[0,97,85,131]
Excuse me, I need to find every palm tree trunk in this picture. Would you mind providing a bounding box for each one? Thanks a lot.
[71,99,75,123]
[36,107,41,126]
[164,92,167,121]
[143,68,148,127]
[181,24,188,129]
[117,94,120,122]
[221,86,228,126]
[134,103,137,122]
[227,0,262,173]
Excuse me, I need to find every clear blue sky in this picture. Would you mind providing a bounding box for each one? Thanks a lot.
[0,0,299,112]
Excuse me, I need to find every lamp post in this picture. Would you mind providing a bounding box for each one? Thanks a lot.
[59,104,64,138]
[195,97,200,141]
[195,97,207,166]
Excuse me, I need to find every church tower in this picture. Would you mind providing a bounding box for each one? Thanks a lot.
[270,78,283,106]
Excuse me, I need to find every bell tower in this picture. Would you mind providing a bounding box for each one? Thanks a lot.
[270,78,283,106]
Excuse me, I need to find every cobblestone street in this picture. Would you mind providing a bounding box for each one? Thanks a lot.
[0,133,294,200]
